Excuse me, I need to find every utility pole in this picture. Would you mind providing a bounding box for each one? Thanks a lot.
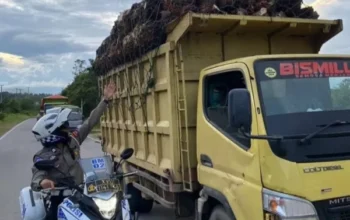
[27,87,30,94]
[81,99,84,113]
[0,85,3,104]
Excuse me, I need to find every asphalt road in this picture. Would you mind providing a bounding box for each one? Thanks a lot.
[0,119,186,220]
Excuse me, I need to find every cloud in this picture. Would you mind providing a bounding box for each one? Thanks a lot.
[0,0,138,93]
[0,30,91,57]
[0,0,349,94]
[307,0,339,9]
[6,78,68,88]
[0,0,23,11]
[69,11,119,28]
[0,51,95,83]
[0,52,24,66]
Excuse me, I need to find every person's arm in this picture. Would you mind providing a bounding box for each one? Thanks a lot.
[31,166,47,191]
[77,99,108,144]
[76,80,116,144]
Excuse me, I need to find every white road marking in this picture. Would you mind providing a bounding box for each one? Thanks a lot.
[0,119,32,142]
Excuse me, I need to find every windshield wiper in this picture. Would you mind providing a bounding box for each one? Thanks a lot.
[239,128,300,141]
[299,120,350,145]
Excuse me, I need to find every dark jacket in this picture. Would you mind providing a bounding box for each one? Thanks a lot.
[31,100,107,191]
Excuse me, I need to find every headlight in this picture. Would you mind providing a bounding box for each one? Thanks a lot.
[93,195,118,219]
[263,188,318,220]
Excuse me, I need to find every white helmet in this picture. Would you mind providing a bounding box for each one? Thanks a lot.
[32,107,73,144]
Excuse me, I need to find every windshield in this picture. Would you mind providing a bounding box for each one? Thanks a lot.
[46,108,61,114]
[255,58,350,162]
[79,156,120,195]
[79,155,113,180]
[44,104,54,112]
[68,110,83,121]
[260,76,350,115]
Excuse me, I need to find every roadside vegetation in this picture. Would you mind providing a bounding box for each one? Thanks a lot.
[61,59,100,138]
[61,59,99,118]
[0,93,49,137]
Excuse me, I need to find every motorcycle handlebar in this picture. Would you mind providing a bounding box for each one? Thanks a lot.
[41,187,71,195]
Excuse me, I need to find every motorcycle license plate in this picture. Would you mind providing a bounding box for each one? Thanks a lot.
[86,179,122,194]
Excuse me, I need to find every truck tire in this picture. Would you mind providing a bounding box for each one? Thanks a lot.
[125,183,154,214]
[138,198,154,213]
[209,206,234,220]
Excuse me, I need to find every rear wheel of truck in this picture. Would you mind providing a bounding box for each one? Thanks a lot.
[139,198,154,213]
[209,206,233,220]
[125,183,154,214]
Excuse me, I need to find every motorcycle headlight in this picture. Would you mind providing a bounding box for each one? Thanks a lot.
[93,195,118,219]
[263,188,318,220]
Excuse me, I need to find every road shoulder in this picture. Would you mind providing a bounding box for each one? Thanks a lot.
[0,117,33,141]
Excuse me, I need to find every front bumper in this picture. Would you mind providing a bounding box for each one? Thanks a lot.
[313,199,350,220]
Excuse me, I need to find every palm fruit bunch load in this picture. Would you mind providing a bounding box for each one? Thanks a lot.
[94,0,318,76]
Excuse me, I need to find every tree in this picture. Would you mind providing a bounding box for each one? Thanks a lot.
[72,59,87,76]
[0,92,49,117]
[62,59,99,117]
[20,98,35,111]
[331,79,350,109]
[4,99,21,113]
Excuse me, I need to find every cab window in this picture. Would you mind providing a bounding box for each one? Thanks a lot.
[204,70,251,148]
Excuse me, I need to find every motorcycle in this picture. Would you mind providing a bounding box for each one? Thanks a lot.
[19,148,138,220]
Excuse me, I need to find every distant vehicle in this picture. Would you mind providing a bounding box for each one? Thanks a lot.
[46,105,84,130]
[37,95,69,121]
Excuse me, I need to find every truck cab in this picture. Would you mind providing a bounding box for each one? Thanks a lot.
[197,55,350,219]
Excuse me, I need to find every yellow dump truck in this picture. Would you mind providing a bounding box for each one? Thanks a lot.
[98,12,350,219]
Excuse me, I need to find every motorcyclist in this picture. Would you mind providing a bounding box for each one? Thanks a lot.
[30,81,116,218]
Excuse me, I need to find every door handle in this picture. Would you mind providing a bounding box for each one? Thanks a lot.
[200,154,213,168]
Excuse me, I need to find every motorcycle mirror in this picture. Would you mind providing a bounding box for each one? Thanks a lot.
[120,148,134,160]
[34,159,57,171]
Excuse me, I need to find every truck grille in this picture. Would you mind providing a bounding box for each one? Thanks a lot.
[327,211,350,220]
[313,198,350,220]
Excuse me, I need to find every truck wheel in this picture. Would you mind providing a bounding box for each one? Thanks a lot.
[125,183,154,213]
[138,198,153,213]
[209,206,233,220]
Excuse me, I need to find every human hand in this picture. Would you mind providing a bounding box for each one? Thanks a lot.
[103,80,116,100]
[40,179,55,189]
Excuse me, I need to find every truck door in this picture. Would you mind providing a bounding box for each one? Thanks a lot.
[196,62,263,219]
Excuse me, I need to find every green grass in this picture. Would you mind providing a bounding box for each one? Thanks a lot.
[0,113,34,137]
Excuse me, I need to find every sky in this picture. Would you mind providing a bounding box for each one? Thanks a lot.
[0,0,349,94]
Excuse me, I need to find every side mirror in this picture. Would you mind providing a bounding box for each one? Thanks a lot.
[114,148,134,172]
[228,89,252,132]
[34,159,57,171]
[120,148,134,160]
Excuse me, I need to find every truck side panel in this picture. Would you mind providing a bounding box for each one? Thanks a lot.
[100,43,188,183]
